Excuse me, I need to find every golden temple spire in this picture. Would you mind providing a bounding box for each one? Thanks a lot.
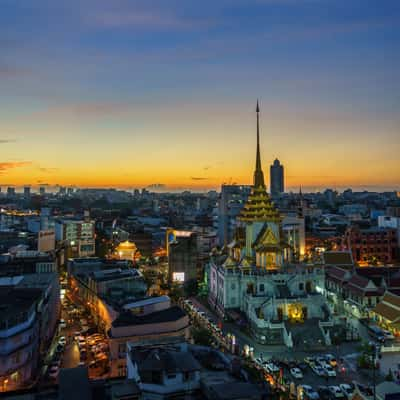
[254,100,265,188]
[238,101,281,224]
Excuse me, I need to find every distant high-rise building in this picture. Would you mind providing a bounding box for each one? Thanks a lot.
[39,186,46,196]
[218,185,251,246]
[24,186,31,198]
[58,186,66,195]
[7,187,15,197]
[270,159,284,197]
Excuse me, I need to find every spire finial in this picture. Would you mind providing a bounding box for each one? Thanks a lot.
[254,100,265,187]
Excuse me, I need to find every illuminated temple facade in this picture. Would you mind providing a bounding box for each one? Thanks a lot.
[209,102,333,347]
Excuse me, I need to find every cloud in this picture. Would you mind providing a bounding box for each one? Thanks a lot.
[33,102,131,120]
[0,65,31,79]
[0,139,17,144]
[191,177,209,181]
[91,10,213,31]
[0,161,31,174]
[38,167,59,173]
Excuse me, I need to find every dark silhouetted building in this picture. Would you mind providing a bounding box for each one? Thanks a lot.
[270,158,284,197]
[166,230,198,284]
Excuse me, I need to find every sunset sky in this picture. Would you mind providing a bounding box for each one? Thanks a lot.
[1,0,399,192]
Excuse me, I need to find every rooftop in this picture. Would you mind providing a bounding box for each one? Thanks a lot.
[112,305,187,328]
[323,251,353,266]
[0,287,42,320]
[131,347,201,374]
[122,295,170,310]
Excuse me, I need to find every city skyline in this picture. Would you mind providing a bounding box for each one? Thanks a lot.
[1,0,399,191]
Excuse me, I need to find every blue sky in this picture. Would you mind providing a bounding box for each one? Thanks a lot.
[0,0,399,191]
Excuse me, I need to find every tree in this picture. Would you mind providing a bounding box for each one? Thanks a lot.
[169,283,184,302]
[191,326,213,346]
[386,369,394,381]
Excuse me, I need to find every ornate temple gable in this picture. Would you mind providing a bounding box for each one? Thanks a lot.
[253,225,278,247]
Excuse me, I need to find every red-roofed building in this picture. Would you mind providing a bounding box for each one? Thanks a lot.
[325,267,384,318]
[343,226,398,265]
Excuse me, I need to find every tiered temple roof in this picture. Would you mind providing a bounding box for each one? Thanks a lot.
[239,185,281,223]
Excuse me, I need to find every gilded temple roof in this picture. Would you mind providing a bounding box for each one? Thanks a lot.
[238,185,281,223]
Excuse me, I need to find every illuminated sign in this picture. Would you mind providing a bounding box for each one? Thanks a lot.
[172,272,185,282]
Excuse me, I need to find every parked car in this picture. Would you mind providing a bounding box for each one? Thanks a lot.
[324,365,336,377]
[367,325,386,343]
[339,384,354,398]
[298,362,308,371]
[80,349,88,361]
[382,330,395,340]
[300,385,320,400]
[50,360,61,369]
[318,386,332,400]
[254,357,264,367]
[329,386,345,398]
[95,351,108,361]
[56,343,65,353]
[48,366,60,379]
[304,357,315,366]
[325,354,337,368]
[264,362,280,373]
[59,319,67,329]
[316,356,328,367]
[290,367,303,379]
[312,364,326,376]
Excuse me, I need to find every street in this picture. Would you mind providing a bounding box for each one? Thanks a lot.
[39,291,111,385]
[186,297,383,389]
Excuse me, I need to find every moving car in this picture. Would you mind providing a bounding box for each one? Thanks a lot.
[290,367,303,379]
[58,336,66,346]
